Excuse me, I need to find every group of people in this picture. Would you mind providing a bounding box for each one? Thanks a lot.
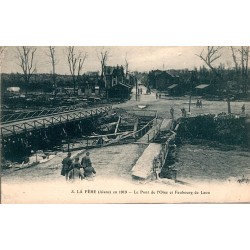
[170,106,186,118]
[156,92,161,99]
[196,99,203,108]
[61,152,96,182]
[138,88,143,95]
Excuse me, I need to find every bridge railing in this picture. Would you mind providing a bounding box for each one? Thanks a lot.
[1,103,90,124]
[94,117,157,147]
[152,132,176,177]
[1,106,112,137]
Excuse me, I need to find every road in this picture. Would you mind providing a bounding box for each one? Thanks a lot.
[118,85,250,118]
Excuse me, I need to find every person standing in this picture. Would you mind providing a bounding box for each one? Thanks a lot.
[242,104,245,114]
[61,152,72,181]
[196,99,199,108]
[181,107,186,117]
[81,152,92,168]
[170,106,174,119]
[68,157,84,181]
[81,152,96,180]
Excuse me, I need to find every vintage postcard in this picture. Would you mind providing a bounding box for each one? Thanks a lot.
[1,46,250,203]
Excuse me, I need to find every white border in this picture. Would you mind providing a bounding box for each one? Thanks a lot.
[1,1,250,249]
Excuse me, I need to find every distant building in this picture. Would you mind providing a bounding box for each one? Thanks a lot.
[78,72,100,97]
[104,65,133,99]
[195,84,211,95]
[148,70,179,91]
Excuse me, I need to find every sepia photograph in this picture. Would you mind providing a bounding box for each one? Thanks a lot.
[1,46,250,203]
[1,2,250,250]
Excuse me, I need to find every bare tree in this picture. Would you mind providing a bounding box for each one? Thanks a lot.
[230,46,250,94]
[97,47,110,79]
[47,46,58,89]
[239,46,249,94]
[230,46,239,74]
[67,46,87,94]
[16,46,37,86]
[124,53,129,77]
[196,46,234,113]
[196,46,223,75]
[0,46,6,67]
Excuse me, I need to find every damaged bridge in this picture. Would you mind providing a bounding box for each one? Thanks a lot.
[0,105,112,161]
[1,105,112,137]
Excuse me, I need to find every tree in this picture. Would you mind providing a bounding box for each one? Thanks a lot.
[47,46,58,90]
[0,46,6,67]
[124,53,129,77]
[230,46,239,74]
[230,46,249,94]
[97,47,110,79]
[197,46,232,114]
[197,46,223,76]
[16,46,37,87]
[238,46,249,94]
[67,46,87,94]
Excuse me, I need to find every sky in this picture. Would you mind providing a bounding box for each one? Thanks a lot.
[1,46,234,75]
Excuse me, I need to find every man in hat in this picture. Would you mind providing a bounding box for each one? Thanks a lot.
[61,152,73,181]
[81,152,92,169]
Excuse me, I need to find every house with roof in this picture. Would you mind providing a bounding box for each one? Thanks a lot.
[195,84,211,95]
[148,70,179,91]
[103,65,133,99]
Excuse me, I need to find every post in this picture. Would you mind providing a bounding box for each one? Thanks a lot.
[227,97,231,114]
[148,134,150,143]
[188,93,192,113]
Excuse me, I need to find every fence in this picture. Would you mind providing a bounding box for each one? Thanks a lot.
[152,132,176,177]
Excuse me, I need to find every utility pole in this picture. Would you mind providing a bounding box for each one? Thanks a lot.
[155,73,157,90]
[188,70,194,113]
[135,76,138,101]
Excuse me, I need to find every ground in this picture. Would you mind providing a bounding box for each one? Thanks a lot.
[1,85,250,201]
[175,143,250,183]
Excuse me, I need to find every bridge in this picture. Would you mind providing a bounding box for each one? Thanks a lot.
[0,105,112,137]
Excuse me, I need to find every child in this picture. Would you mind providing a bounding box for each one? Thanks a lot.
[68,157,84,181]
[84,164,96,180]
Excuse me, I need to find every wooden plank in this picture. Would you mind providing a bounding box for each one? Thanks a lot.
[133,118,139,138]
[114,116,121,136]
[132,143,162,179]
[160,118,172,131]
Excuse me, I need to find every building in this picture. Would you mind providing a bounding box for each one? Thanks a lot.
[78,72,100,97]
[104,65,133,99]
[148,70,179,91]
[195,84,212,96]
